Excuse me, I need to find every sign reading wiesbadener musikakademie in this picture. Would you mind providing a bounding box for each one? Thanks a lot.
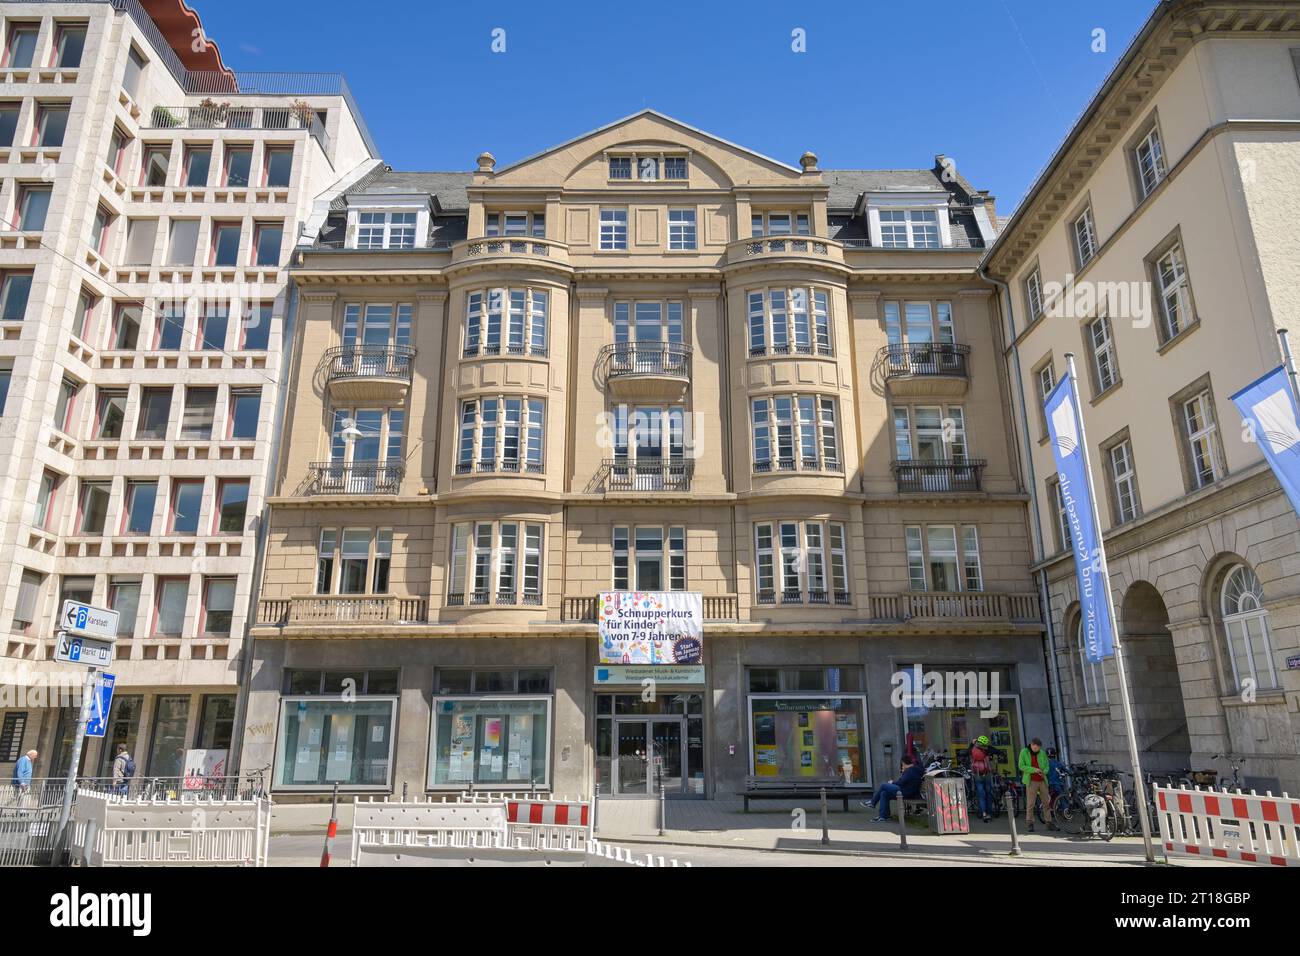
[597,592,703,665]
[593,665,706,686]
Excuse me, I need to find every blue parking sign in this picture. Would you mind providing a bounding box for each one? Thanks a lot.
[85,673,115,738]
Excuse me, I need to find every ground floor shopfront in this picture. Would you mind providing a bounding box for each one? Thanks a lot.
[0,685,237,784]
[241,629,1053,801]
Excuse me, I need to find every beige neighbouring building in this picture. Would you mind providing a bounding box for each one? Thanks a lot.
[0,0,377,783]
[240,109,1057,804]
[984,0,1300,794]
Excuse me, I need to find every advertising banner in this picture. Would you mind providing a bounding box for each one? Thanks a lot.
[1044,372,1115,663]
[1231,365,1300,519]
[597,591,703,664]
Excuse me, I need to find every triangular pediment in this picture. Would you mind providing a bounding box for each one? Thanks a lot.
[486,109,808,190]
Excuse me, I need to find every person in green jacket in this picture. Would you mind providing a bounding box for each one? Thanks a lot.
[1019,738,1058,832]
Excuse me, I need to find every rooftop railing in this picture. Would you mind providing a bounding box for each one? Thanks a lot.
[149,105,330,151]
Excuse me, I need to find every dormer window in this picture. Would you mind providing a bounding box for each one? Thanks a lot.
[865,195,952,249]
[346,195,430,250]
[357,211,416,249]
[752,211,811,237]
[606,151,689,182]
[879,209,940,248]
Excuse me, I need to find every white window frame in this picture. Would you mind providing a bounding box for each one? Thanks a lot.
[1155,243,1192,342]
[1076,618,1110,706]
[750,394,840,473]
[1088,314,1119,393]
[447,520,544,606]
[1134,124,1167,198]
[599,208,628,250]
[1108,439,1138,524]
[667,208,696,250]
[753,520,850,606]
[1220,564,1277,692]
[1073,206,1098,267]
[1182,390,1220,488]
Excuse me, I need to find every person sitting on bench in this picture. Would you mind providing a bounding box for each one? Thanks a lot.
[863,754,924,822]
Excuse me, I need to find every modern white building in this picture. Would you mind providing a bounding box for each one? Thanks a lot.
[0,0,377,782]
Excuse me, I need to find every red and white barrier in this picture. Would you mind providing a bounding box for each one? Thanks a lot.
[506,798,592,852]
[1153,784,1300,867]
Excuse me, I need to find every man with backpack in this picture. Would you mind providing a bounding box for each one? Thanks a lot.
[970,734,994,823]
[112,743,135,795]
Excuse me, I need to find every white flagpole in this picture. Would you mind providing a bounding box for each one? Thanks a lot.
[1278,329,1300,406]
[1063,354,1155,862]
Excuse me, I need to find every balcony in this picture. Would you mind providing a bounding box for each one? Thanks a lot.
[726,235,844,266]
[148,105,330,152]
[869,592,1041,625]
[324,345,414,402]
[450,236,570,268]
[892,459,986,494]
[599,343,692,401]
[878,343,970,397]
[307,460,404,496]
[755,589,852,607]
[599,458,694,493]
[563,594,738,623]
[257,594,429,627]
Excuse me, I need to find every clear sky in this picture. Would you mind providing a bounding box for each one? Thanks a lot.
[197,0,1157,215]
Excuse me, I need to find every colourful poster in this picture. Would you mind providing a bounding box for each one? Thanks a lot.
[484,718,502,748]
[597,591,703,664]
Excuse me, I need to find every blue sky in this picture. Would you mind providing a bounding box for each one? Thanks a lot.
[198,0,1156,214]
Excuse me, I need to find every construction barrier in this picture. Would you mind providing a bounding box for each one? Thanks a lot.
[67,789,272,866]
[351,796,597,866]
[1153,784,1300,867]
[506,798,592,852]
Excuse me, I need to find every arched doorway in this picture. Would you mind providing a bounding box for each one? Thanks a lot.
[1120,582,1190,774]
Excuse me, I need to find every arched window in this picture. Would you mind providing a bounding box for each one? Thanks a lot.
[1220,564,1277,691]
[1076,616,1109,706]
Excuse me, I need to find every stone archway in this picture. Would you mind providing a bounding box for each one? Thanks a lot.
[1120,581,1190,774]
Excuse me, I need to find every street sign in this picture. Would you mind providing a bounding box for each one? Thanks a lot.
[60,601,118,642]
[54,632,114,668]
[85,674,115,738]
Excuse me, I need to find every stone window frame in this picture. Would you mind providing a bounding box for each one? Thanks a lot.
[1145,226,1200,351]
[1167,373,1225,494]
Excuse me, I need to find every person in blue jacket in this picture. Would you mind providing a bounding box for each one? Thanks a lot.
[12,749,37,796]
[864,754,924,822]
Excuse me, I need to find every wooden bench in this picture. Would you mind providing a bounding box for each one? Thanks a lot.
[742,776,874,812]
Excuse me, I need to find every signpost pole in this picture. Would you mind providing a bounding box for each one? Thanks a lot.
[1064,354,1155,863]
[55,667,97,853]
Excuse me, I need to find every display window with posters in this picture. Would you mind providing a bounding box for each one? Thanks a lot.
[746,667,868,783]
[894,664,1023,776]
[273,669,399,791]
[426,668,553,790]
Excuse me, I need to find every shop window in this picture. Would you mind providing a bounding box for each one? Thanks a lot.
[196,695,236,750]
[146,695,190,777]
[282,669,399,696]
[748,694,866,783]
[95,695,142,775]
[275,697,396,790]
[896,665,1022,779]
[427,671,553,790]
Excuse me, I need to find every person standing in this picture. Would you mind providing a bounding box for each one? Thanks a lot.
[11,749,37,803]
[111,743,134,796]
[970,734,994,822]
[1019,738,1058,832]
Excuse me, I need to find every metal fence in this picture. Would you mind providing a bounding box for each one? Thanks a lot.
[0,805,62,867]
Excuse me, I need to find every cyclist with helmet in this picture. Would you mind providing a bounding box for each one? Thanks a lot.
[970,734,994,822]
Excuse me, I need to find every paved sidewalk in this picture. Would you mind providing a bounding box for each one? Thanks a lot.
[593,797,1231,867]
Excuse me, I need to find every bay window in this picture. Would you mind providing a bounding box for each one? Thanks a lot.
[754,521,849,605]
[447,521,544,606]
[747,287,831,356]
[456,396,544,474]
[751,394,839,472]
[464,287,548,357]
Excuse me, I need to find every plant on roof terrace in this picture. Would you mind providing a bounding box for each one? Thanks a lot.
[195,98,230,128]
[290,99,315,128]
[151,106,181,129]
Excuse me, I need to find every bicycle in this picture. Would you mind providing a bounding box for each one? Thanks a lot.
[1212,754,1244,792]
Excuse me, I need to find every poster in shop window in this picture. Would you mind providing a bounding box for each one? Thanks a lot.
[598,591,703,664]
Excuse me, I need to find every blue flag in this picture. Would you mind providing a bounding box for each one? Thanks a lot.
[1231,365,1300,518]
[1044,372,1115,663]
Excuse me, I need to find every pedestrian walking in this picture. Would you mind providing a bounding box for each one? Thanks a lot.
[12,749,37,804]
[1019,738,1058,832]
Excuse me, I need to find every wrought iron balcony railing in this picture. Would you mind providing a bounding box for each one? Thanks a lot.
[879,343,971,378]
[601,342,692,378]
[325,345,415,384]
[308,460,404,495]
[602,458,694,492]
[892,459,986,493]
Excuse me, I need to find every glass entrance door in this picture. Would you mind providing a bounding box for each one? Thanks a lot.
[615,720,648,795]
[613,718,686,795]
